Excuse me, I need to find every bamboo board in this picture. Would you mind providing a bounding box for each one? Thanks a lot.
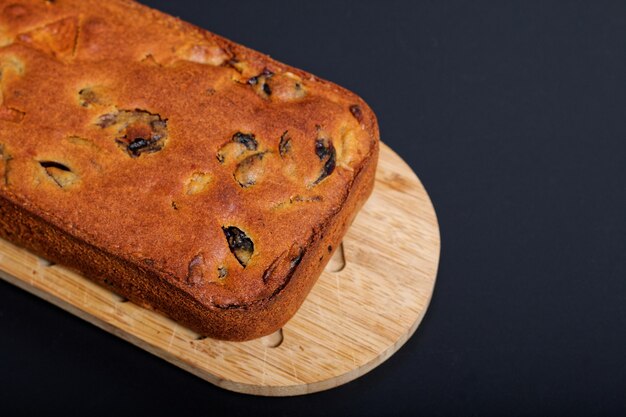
[0,142,440,396]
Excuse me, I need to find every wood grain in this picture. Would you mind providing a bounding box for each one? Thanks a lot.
[0,142,440,396]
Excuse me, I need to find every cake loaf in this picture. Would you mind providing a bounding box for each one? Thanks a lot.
[0,0,379,340]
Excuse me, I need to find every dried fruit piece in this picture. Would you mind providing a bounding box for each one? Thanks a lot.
[222,226,254,268]
[96,109,168,157]
[39,160,78,188]
[234,152,265,188]
[349,104,363,123]
[217,266,228,279]
[278,131,291,158]
[78,86,111,107]
[78,88,97,107]
[315,136,334,160]
[232,132,258,150]
[290,250,303,269]
[185,172,211,195]
[247,68,274,98]
[312,136,336,185]
[217,132,258,164]
[95,113,115,128]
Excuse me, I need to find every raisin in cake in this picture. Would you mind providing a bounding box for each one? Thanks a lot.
[0,0,379,340]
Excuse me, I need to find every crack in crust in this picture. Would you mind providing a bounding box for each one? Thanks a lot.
[213,245,305,310]
[38,160,78,188]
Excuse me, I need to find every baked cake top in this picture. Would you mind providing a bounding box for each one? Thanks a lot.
[0,0,378,308]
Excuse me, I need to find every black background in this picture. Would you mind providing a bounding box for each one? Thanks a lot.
[1,1,625,415]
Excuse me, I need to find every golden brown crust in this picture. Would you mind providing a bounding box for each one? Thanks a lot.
[0,0,379,340]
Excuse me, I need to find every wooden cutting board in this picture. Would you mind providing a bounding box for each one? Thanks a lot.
[0,142,440,396]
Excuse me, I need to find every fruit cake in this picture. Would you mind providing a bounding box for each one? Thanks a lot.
[0,0,379,340]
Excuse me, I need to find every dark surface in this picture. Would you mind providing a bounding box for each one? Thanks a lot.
[2,1,625,415]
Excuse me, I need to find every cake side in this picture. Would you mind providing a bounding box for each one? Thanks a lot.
[0,141,377,340]
[0,0,380,340]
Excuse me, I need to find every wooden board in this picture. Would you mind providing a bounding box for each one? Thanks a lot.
[0,142,440,396]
